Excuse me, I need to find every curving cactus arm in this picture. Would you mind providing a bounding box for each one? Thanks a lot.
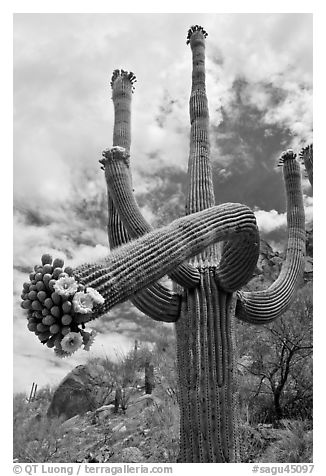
[100,145,200,288]
[21,202,258,358]
[235,150,306,324]
[106,185,181,321]
[106,71,196,322]
[74,202,259,313]
[105,69,201,322]
[215,236,260,292]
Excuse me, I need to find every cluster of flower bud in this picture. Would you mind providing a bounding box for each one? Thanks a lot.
[20,254,103,357]
[299,144,313,163]
[186,25,208,44]
[277,149,297,167]
[110,69,137,92]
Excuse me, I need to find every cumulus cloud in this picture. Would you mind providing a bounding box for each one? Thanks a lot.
[254,192,313,235]
[204,14,312,162]
[254,208,287,234]
[14,13,312,199]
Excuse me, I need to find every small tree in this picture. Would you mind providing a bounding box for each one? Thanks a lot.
[238,284,312,423]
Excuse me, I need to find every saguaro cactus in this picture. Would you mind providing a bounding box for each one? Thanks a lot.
[100,26,305,462]
[20,25,306,463]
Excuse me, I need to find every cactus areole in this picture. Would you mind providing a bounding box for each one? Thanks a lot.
[20,26,306,462]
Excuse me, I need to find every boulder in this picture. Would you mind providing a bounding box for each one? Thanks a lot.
[95,404,115,414]
[61,414,81,430]
[95,405,115,423]
[47,363,114,420]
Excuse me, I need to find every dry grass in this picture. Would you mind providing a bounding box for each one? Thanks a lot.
[259,420,313,463]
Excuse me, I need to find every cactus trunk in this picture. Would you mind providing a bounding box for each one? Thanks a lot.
[176,269,241,462]
[174,27,240,462]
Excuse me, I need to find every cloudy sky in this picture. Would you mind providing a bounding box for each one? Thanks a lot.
[13,13,312,394]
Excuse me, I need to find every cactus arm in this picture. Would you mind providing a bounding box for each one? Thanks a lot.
[185,26,215,216]
[109,70,199,289]
[105,71,195,321]
[105,194,180,322]
[129,286,181,322]
[214,236,260,292]
[106,194,180,322]
[235,151,306,324]
[299,144,313,187]
[74,202,259,315]
[108,72,181,320]
[106,199,130,250]
[107,193,180,322]
[100,147,200,288]
[106,70,134,250]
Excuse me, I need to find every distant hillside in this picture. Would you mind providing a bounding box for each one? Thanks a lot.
[247,228,312,290]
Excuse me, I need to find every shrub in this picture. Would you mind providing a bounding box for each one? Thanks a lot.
[239,423,267,462]
[141,399,180,462]
[259,420,312,463]
[14,404,65,462]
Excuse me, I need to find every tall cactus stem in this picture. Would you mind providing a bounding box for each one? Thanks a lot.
[185,26,215,217]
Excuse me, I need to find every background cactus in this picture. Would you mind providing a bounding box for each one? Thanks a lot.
[20,25,306,463]
[299,144,313,187]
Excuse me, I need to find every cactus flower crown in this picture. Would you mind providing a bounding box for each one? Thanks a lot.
[186,25,208,44]
[299,144,313,162]
[277,149,296,166]
[20,254,104,357]
[110,69,137,92]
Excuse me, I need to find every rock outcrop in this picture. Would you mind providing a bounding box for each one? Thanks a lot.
[249,232,313,290]
[47,363,114,420]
